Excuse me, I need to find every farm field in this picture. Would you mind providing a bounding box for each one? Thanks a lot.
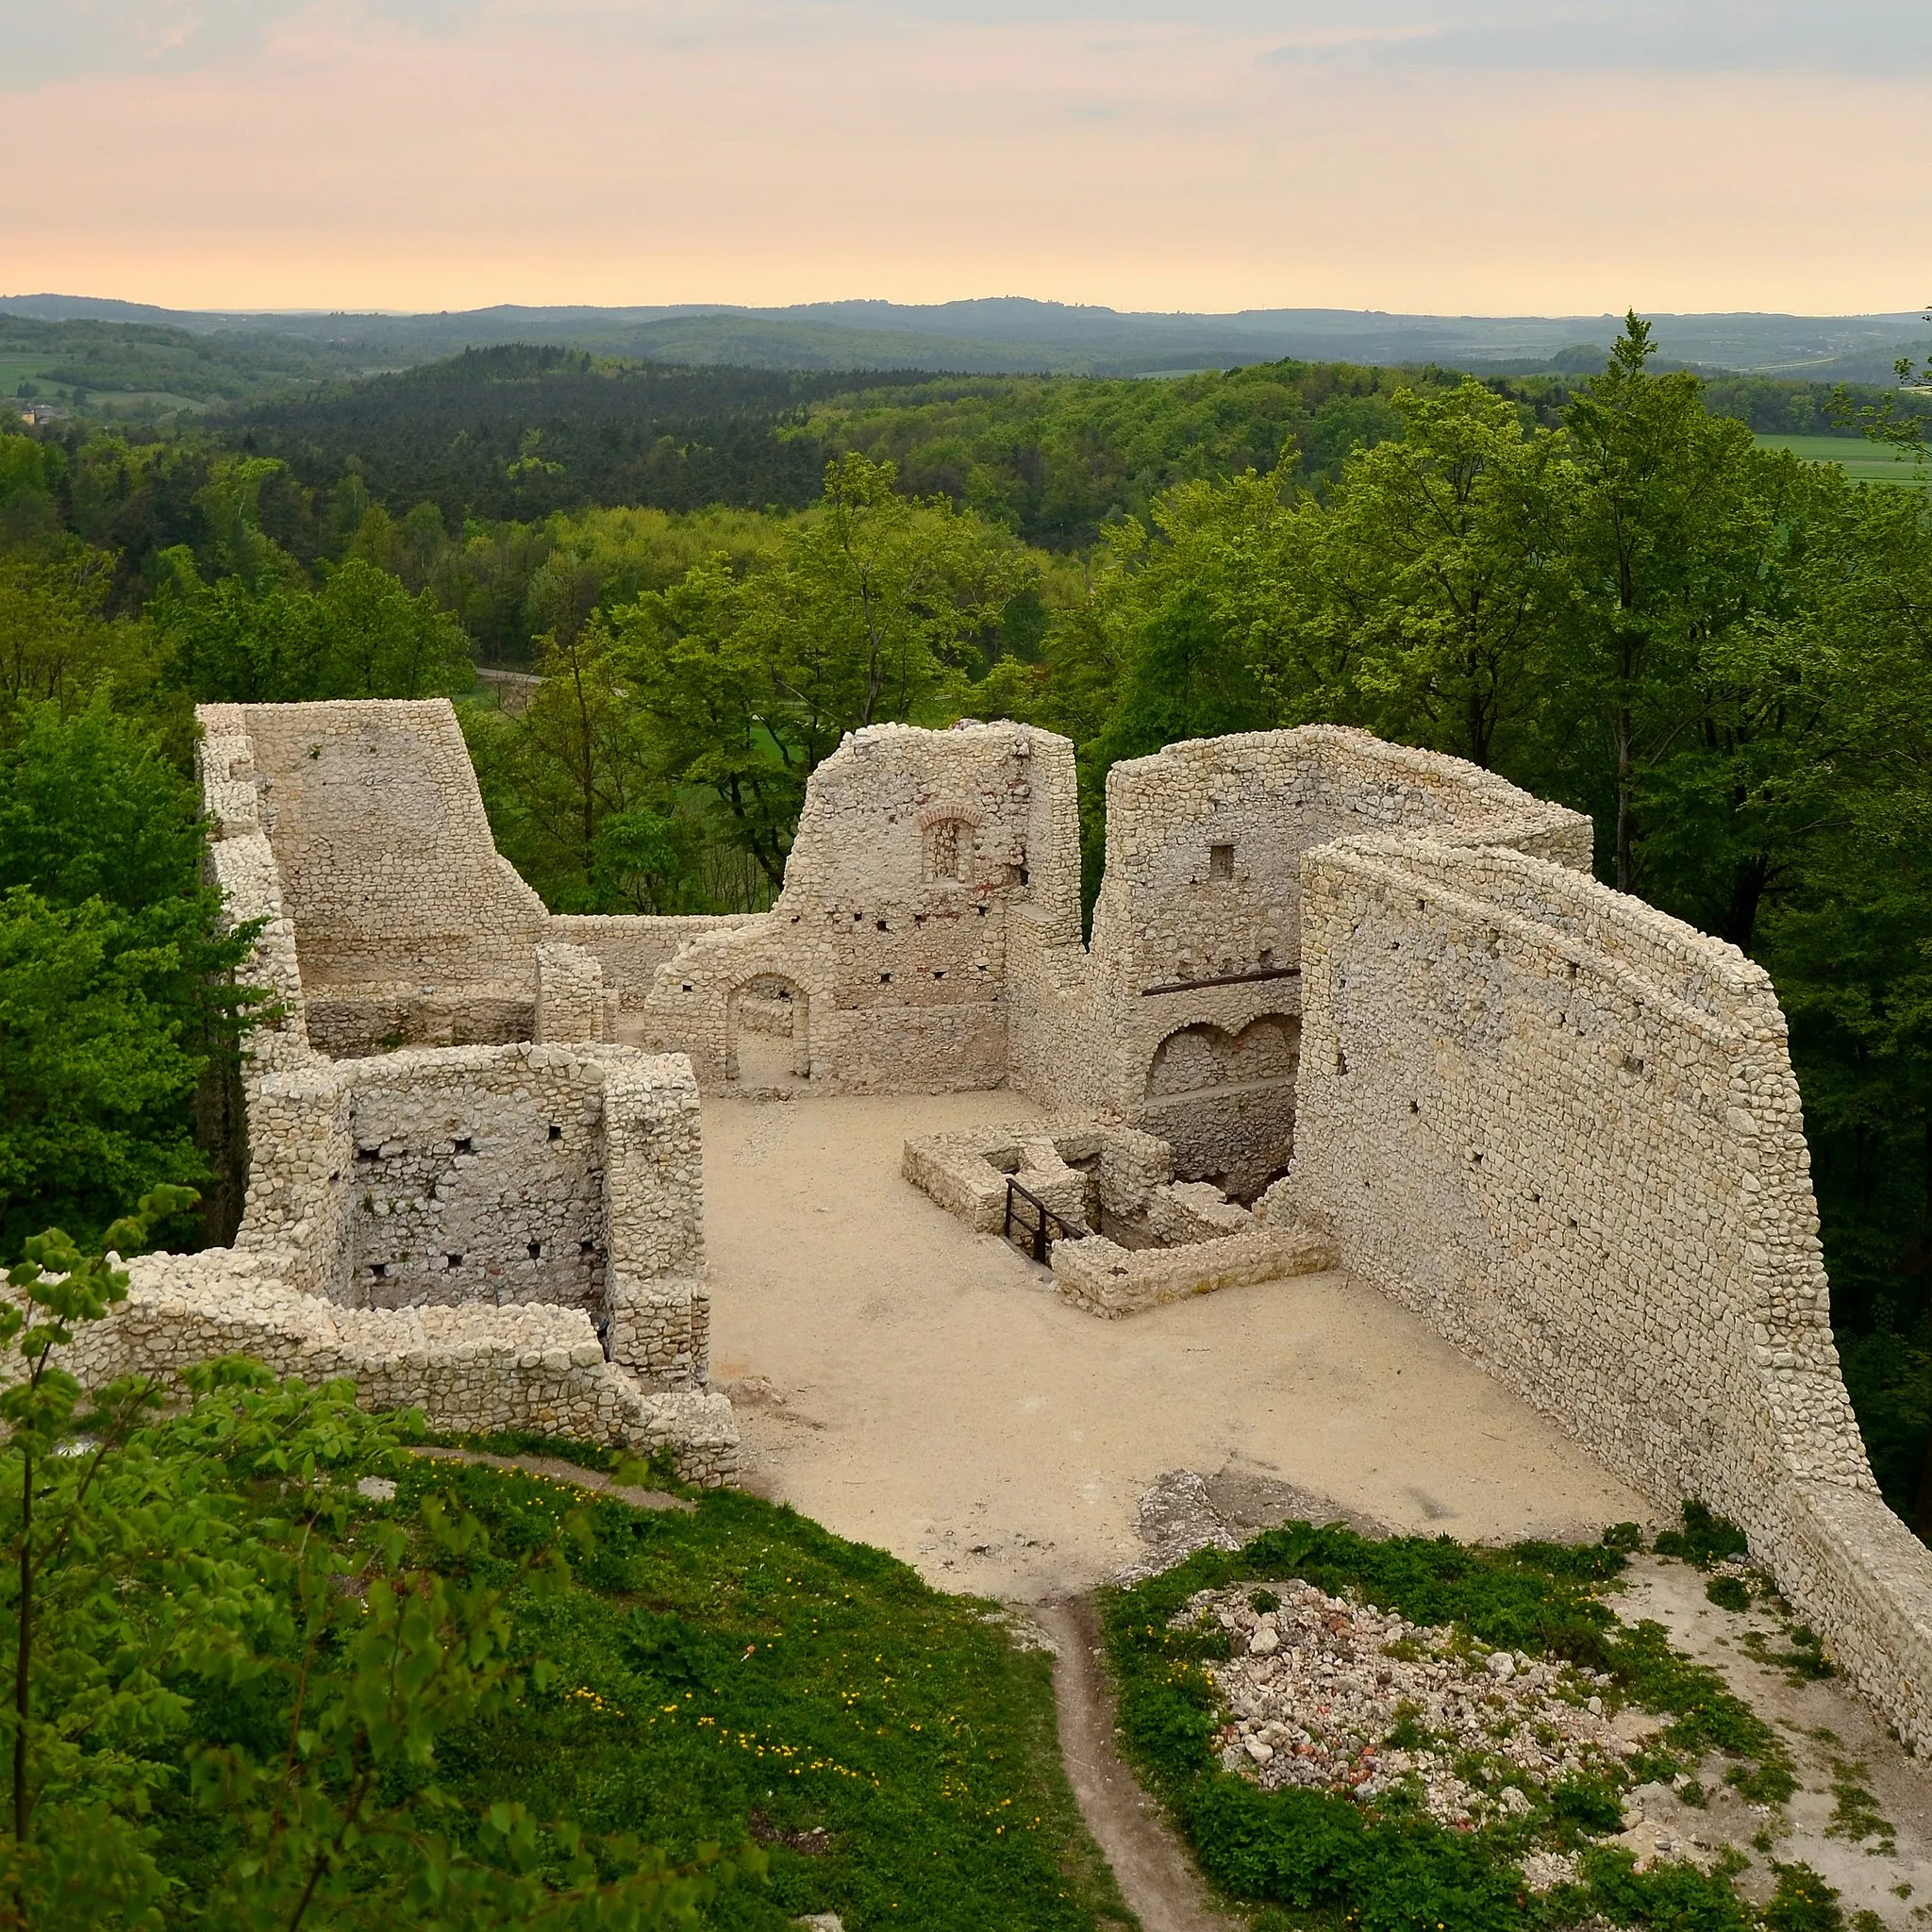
[1756,432,1929,485]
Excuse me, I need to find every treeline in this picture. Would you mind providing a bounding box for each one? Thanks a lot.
[225,345,939,526]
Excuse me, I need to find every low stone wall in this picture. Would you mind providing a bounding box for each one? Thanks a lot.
[550,914,768,1011]
[903,1115,1333,1319]
[1280,835,1932,1750]
[1052,1224,1333,1319]
[59,1249,739,1485]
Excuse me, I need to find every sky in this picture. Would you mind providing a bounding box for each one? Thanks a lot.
[2,0,1928,317]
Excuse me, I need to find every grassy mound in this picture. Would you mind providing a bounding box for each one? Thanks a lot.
[1101,1517,1827,1932]
[175,1446,1131,1931]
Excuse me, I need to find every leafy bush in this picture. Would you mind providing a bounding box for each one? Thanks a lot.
[1655,1502,1751,1568]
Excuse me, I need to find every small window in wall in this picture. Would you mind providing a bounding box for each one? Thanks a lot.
[1209,842,1235,881]
[926,818,968,882]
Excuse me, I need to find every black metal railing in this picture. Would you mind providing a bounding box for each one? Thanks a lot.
[1003,1176,1090,1263]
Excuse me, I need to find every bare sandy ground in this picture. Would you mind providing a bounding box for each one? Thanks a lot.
[702,1089,1648,1602]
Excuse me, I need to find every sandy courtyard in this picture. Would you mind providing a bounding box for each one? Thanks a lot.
[703,1089,1647,1602]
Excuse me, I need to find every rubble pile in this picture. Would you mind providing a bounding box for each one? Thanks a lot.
[1186,1579,1644,1830]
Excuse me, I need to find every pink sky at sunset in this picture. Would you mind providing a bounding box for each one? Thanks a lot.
[3,1,1927,316]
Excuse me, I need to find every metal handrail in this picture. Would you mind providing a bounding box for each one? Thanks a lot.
[1002,1175,1090,1264]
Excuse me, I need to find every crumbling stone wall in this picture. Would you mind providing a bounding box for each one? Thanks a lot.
[203,699,548,1056]
[550,915,766,1012]
[902,1117,1332,1318]
[638,723,1084,1091]
[1279,835,1932,1752]
[1008,727,1591,1196]
[60,1250,737,1483]
[94,706,741,1481]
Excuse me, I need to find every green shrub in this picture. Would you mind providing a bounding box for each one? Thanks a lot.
[1655,1501,1751,1567]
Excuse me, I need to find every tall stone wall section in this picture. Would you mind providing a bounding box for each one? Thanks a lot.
[638,723,1084,1091]
[1010,727,1591,1197]
[208,699,548,1056]
[1279,835,1932,1751]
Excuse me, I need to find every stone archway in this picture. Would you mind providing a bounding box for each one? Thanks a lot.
[726,974,810,1084]
[1141,1013,1301,1201]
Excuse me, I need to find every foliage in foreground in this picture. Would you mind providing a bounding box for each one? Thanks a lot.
[0,1192,749,1930]
[0,1196,1124,1930]
[1101,1514,1830,1932]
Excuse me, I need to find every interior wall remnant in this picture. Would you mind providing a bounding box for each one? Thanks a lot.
[201,699,548,1056]
[1141,1013,1301,1201]
[638,722,1083,1091]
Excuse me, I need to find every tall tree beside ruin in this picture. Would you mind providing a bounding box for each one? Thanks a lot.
[611,455,1042,891]
[1305,379,1570,771]
[1552,314,1771,893]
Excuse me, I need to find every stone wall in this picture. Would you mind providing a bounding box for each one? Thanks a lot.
[901,1116,1333,1319]
[1278,835,1932,1751]
[204,699,548,1056]
[638,723,1085,1091]
[1009,727,1592,1197]
[550,915,767,1011]
[60,1249,738,1484]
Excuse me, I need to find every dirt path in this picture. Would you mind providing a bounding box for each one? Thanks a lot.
[702,1088,1648,1602]
[1037,1597,1241,1932]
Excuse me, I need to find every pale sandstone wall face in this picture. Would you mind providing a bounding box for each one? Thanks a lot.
[1048,727,1591,1197]
[549,915,767,1010]
[113,705,740,1478]
[1281,835,1932,1750]
[640,723,1084,1091]
[223,698,547,1055]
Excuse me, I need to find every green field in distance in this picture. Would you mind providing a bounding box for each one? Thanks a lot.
[1755,432,1929,486]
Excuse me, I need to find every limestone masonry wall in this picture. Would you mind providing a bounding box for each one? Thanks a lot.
[203,700,548,1056]
[1276,835,1932,1750]
[92,703,741,1482]
[1010,726,1591,1198]
[638,722,1083,1091]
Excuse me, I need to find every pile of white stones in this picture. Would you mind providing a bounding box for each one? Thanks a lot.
[1186,1579,1643,1830]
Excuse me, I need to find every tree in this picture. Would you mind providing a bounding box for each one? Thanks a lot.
[1312,380,1568,770]
[153,556,472,705]
[0,703,263,1251]
[0,556,160,718]
[0,1194,748,1928]
[463,615,674,911]
[614,456,1041,891]
[1552,313,1772,892]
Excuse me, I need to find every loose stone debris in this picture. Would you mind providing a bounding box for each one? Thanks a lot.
[1185,1579,1641,1834]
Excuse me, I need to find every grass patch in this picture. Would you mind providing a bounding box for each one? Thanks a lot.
[1101,1518,1802,1932]
[166,1452,1132,1931]
[1755,434,1931,488]
[1824,1759,1897,1857]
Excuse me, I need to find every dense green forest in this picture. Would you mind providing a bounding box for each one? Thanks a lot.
[4,323,1932,1551]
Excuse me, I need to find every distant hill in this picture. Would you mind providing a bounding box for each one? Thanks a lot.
[222,343,938,524]
[6,292,1928,384]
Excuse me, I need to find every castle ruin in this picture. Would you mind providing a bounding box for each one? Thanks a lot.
[57,695,1932,1760]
